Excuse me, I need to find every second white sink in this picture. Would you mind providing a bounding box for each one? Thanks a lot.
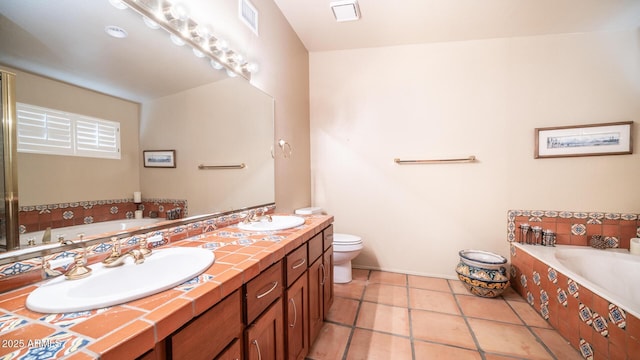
[26,247,214,313]
[237,215,305,232]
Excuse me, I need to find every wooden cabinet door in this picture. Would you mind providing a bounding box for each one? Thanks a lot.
[170,290,242,360]
[307,258,323,344]
[285,272,308,360]
[246,299,284,360]
[322,246,334,320]
[216,339,242,360]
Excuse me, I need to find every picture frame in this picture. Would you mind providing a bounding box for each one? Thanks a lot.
[534,121,633,159]
[143,150,176,168]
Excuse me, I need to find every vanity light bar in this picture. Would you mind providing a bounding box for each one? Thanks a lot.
[117,0,256,80]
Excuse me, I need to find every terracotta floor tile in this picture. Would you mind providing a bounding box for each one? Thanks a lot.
[467,318,553,359]
[409,288,460,315]
[351,268,370,280]
[356,302,410,336]
[334,280,366,300]
[413,340,482,359]
[368,271,407,286]
[456,294,522,324]
[345,328,412,360]
[307,323,352,360]
[449,278,470,294]
[326,297,359,326]
[531,327,583,359]
[411,309,477,350]
[408,275,451,292]
[500,287,525,302]
[362,283,408,307]
[508,300,552,329]
[484,354,525,360]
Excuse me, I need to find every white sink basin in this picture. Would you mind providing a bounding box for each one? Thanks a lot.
[237,215,305,232]
[26,247,214,313]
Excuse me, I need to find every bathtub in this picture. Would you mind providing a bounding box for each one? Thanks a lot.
[513,243,640,319]
[19,218,162,247]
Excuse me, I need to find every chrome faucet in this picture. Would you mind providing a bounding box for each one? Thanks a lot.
[102,237,146,268]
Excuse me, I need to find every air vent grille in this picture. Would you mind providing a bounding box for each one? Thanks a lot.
[239,0,258,35]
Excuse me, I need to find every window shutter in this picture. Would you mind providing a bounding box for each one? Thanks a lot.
[16,103,121,159]
[17,104,73,155]
[75,117,120,159]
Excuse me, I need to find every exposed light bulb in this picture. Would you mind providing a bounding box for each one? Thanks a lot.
[210,60,223,70]
[143,16,160,29]
[245,63,259,73]
[170,34,185,46]
[216,39,229,52]
[164,3,190,22]
[193,48,205,58]
[109,0,128,10]
[226,69,238,78]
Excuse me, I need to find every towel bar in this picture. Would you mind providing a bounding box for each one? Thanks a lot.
[394,156,476,164]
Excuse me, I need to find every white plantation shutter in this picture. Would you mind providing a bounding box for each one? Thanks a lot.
[17,104,73,155]
[17,103,120,159]
[75,117,120,158]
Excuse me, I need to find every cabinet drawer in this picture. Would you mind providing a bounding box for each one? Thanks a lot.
[245,261,283,324]
[286,243,308,287]
[308,233,323,264]
[170,290,242,360]
[323,224,334,251]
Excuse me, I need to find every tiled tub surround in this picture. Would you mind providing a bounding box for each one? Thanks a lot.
[18,198,188,234]
[0,213,333,359]
[509,208,640,360]
[507,210,640,249]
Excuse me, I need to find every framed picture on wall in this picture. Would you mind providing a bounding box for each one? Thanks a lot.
[534,121,633,158]
[143,150,176,168]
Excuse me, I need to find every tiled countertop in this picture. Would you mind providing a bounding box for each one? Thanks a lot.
[0,214,333,359]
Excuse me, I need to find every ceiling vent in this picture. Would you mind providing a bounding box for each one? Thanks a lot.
[239,0,259,35]
[330,0,360,22]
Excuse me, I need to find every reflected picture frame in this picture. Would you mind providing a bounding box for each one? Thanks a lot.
[143,150,176,168]
[534,121,633,159]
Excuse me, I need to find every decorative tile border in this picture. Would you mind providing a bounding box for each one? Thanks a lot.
[18,198,188,235]
[0,204,276,292]
[507,209,640,248]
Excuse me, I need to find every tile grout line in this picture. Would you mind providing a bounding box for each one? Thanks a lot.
[448,279,488,360]
[339,269,370,360]
[404,274,417,360]
[503,298,560,360]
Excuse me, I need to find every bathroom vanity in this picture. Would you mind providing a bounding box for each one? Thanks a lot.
[0,214,334,360]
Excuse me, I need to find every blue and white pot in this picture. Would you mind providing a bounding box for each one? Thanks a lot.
[455,249,510,298]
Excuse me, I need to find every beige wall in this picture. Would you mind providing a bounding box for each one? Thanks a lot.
[309,29,640,278]
[3,66,141,205]
[139,78,274,215]
[139,0,311,214]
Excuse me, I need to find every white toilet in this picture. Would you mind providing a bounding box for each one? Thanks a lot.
[332,233,364,284]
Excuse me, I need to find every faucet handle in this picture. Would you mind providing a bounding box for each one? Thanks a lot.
[138,235,152,257]
[65,253,92,280]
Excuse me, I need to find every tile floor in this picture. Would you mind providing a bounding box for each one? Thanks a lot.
[307,269,583,360]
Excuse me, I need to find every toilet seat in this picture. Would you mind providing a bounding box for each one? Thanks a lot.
[333,233,362,245]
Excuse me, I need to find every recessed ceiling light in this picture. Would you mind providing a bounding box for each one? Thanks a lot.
[105,25,128,39]
[330,0,360,22]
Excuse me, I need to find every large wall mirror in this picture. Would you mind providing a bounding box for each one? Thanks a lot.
[0,0,274,259]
